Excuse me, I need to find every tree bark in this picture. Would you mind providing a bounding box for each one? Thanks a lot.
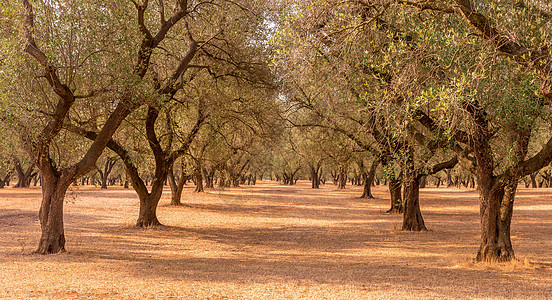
[310,165,320,189]
[387,179,403,213]
[194,167,204,193]
[168,167,185,206]
[97,156,118,189]
[446,169,453,187]
[476,181,515,261]
[0,172,11,188]
[36,169,73,254]
[419,175,427,188]
[337,165,347,189]
[204,166,215,188]
[360,158,378,199]
[136,193,162,227]
[13,157,35,188]
[530,172,538,188]
[402,175,426,231]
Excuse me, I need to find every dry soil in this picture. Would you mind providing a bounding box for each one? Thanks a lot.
[1,181,552,299]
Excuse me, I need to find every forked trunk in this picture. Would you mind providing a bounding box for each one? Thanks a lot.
[476,182,515,261]
[136,191,162,227]
[168,168,185,206]
[402,175,426,231]
[387,179,403,213]
[134,171,166,227]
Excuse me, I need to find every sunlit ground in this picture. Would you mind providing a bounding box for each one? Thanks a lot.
[1,181,551,299]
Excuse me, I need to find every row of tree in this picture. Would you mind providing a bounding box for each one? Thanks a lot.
[1,0,552,262]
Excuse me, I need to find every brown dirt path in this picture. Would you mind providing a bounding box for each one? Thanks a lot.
[1,181,552,299]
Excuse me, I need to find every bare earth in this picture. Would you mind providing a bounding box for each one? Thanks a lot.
[1,181,552,299]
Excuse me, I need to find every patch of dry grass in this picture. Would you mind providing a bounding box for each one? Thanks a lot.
[1,182,552,299]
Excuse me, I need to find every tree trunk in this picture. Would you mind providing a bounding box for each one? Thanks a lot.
[194,168,204,193]
[136,194,162,227]
[14,157,35,188]
[476,181,515,261]
[100,173,108,189]
[135,174,165,227]
[0,172,10,188]
[419,175,427,188]
[204,167,215,188]
[530,172,537,188]
[402,175,426,231]
[435,176,441,188]
[311,166,320,189]
[168,168,186,206]
[219,171,227,188]
[387,179,403,213]
[331,169,338,185]
[232,173,240,187]
[446,169,453,187]
[337,165,347,189]
[360,173,373,199]
[36,173,72,254]
[360,159,378,199]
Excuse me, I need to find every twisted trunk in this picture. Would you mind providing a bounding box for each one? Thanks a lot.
[476,180,515,261]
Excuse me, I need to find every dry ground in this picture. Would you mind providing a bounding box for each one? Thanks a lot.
[1,181,552,299]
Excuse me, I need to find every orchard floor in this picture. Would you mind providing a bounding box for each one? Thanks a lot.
[1,181,552,299]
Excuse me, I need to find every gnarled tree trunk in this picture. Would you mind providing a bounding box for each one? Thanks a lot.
[476,181,515,261]
[136,195,162,227]
[36,166,74,254]
[402,175,426,231]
